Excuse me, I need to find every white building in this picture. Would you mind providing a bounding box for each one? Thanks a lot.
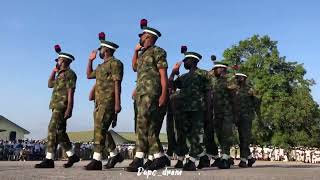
[0,115,30,141]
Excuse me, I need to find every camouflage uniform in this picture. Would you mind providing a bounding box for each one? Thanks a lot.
[173,68,209,158]
[210,73,235,157]
[234,83,257,159]
[165,90,178,157]
[47,68,77,153]
[170,89,188,157]
[87,56,123,154]
[134,46,168,155]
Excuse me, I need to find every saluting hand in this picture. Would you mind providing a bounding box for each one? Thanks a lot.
[89,50,97,61]
[172,61,182,75]
[135,44,143,52]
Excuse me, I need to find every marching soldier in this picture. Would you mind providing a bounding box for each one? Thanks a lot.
[126,19,170,172]
[35,45,79,168]
[85,32,124,170]
[169,46,211,171]
[233,73,260,167]
[210,62,236,169]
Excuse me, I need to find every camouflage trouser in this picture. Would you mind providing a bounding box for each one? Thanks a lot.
[93,104,116,153]
[133,100,137,134]
[177,111,204,158]
[215,111,234,155]
[136,95,165,155]
[174,110,188,157]
[238,112,254,159]
[203,111,219,156]
[46,109,72,153]
[166,110,177,157]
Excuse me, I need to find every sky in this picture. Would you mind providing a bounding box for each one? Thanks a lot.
[0,0,319,139]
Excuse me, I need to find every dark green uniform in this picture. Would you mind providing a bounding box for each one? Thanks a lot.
[211,75,235,158]
[87,56,123,154]
[134,45,168,155]
[47,68,77,153]
[234,83,258,159]
[173,68,210,158]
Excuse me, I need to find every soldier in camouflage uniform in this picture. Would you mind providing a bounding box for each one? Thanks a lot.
[210,62,237,169]
[169,49,211,171]
[234,73,260,168]
[35,45,79,169]
[126,20,170,172]
[85,33,124,170]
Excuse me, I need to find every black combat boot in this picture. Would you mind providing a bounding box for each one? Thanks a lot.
[35,158,55,168]
[197,155,210,169]
[218,158,231,169]
[238,160,248,168]
[85,159,102,170]
[125,158,144,172]
[174,160,183,168]
[211,158,221,167]
[248,158,256,167]
[146,156,169,170]
[103,153,124,169]
[63,154,80,168]
[143,159,153,169]
[183,160,196,171]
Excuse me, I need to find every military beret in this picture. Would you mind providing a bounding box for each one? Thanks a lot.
[183,52,202,61]
[139,19,161,38]
[54,45,75,61]
[97,32,119,50]
[235,73,248,78]
[213,62,228,69]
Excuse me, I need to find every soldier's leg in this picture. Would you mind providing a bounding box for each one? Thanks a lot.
[35,109,61,168]
[92,105,108,161]
[134,100,138,134]
[135,95,150,158]
[166,110,176,157]
[148,100,164,156]
[174,111,188,165]
[55,111,73,158]
[126,95,151,172]
[104,110,124,169]
[203,111,219,158]
[45,109,63,160]
[220,112,234,158]
[186,111,204,160]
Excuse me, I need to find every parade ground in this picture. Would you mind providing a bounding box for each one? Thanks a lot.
[0,160,320,180]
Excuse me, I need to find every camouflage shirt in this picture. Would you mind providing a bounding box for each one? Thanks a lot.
[88,56,124,106]
[49,68,77,110]
[208,70,235,114]
[235,84,257,114]
[135,46,168,97]
[174,68,210,111]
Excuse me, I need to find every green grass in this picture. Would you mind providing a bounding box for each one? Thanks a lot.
[67,130,168,143]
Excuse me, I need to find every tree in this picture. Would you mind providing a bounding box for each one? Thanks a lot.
[222,35,320,148]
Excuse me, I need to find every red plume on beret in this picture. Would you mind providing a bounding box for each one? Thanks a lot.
[99,32,106,40]
[232,64,240,70]
[54,45,61,53]
[181,45,187,54]
[140,19,148,29]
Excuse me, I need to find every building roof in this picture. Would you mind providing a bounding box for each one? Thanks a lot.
[0,115,30,134]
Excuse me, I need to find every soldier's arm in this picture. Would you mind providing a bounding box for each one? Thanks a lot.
[132,44,143,72]
[89,84,96,101]
[65,73,77,119]
[48,69,57,88]
[159,68,168,107]
[87,50,97,79]
[112,61,124,113]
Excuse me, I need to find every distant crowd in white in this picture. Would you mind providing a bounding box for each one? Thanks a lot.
[1,139,319,164]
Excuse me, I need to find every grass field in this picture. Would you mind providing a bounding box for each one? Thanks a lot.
[67,130,168,143]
